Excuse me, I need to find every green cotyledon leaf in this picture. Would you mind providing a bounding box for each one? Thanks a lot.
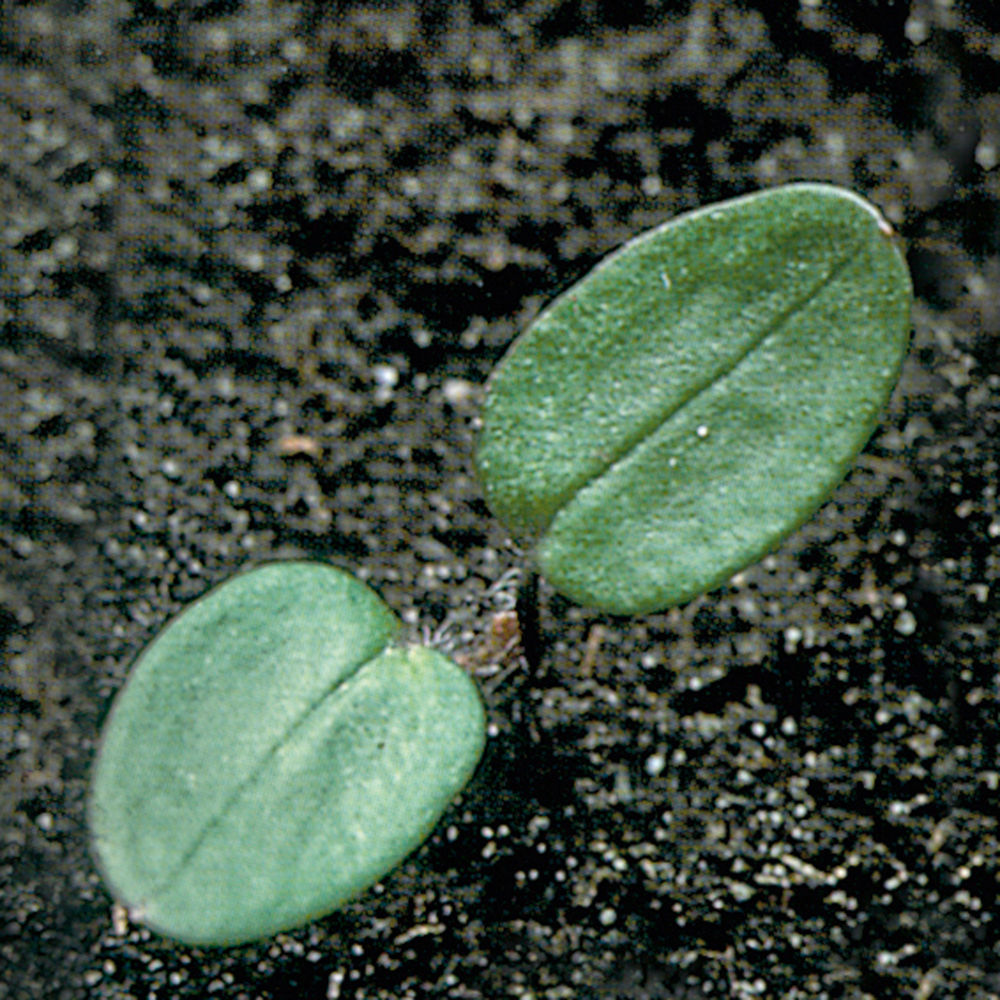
[476,183,912,614]
[88,562,485,946]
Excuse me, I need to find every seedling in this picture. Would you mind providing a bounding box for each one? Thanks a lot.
[89,183,912,946]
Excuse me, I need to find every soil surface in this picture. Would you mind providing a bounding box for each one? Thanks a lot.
[2,2,1000,998]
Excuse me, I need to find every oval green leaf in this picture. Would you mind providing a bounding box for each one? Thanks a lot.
[89,562,486,946]
[477,183,912,614]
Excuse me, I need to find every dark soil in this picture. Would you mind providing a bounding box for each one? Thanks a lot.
[2,2,1000,998]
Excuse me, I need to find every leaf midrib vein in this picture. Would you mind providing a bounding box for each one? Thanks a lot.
[149,639,400,898]
[547,247,860,525]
